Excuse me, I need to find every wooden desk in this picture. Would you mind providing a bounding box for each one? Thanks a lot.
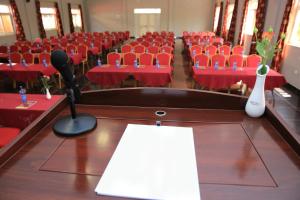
[0,88,299,200]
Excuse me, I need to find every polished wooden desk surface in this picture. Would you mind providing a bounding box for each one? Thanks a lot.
[0,89,299,200]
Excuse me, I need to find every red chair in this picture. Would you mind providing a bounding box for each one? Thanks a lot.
[156,53,171,65]
[229,54,244,68]
[10,52,22,63]
[211,54,226,68]
[0,45,7,53]
[194,54,209,67]
[39,52,50,63]
[22,53,34,64]
[123,52,137,65]
[121,44,132,53]
[77,44,88,73]
[148,46,160,54]
[134,45,145,54]
[66,44,77,55]
[136,38,143,43]
[20,45,30,53]
[205,45,217,57]
[152,41,161,47]
[141,41,150,47]
[42,44,51,53]
[246,54,262,68]
[219,45,231,56]
[107,52,121,65]
[160,46,173,54]
[130,41,139,47]
[0,127,21,148]
[139,53,154,65]
[232,45,244,55]
[9,45,18,53]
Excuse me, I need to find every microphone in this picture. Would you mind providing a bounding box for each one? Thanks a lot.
[50,50,97,137]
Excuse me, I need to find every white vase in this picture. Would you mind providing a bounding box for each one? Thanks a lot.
[245,65,270,118]
[46,88,52,100]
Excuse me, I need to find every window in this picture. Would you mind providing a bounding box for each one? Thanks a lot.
[40,7,57,30]
[71,8,82,28]
[213,6,221,32]
[290,3,300,46]
[134,8,161,14]
[0,5,14,36]
[243,0,258,35]
[226,4,235,30]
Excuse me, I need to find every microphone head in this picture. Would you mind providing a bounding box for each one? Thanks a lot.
[51,50,69,70]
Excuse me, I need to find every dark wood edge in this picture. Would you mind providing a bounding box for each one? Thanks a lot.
[80,88,248,110]
[265,103,300,156]
[0,96,67,167]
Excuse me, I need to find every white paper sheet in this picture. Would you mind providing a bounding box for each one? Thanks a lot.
[95,124,200,200]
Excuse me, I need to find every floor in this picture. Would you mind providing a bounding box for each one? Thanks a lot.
[0,39,299,140]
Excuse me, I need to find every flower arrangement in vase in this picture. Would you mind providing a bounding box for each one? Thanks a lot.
[41,75,52,100]
[245,27,285,117]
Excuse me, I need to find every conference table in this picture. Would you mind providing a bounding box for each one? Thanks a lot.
[192,66,286,90]
[0,63,57,83]
[0,88,299,200]
[0,93,64,130]
[86,64,172,87]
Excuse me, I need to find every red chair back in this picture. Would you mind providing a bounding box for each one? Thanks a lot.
[160,46,173,54]
[219,45,231,56]
[205,45,217,57]
[10,45,18,53]
[22,53,34,64]
[130,41,139,47]
[232,45,244,55]
[10,52,22,63]
[246,54,261,68]
[66,45,77,54]
[42,44,51,53]
[39,52,51,64]
[139,53,153,65]
[194,54,209,67]
[123,52,137,65]
[211,54,226,68]
[148,46,160,54]
[77,44,88,59]
[20,45,30,53]
[229,54,244,68]
[0,45,8,53]
[121,44,132,53]
[156,53,171,65]
[107,52,121,65]
[141,41,150,47]
[134,45,145,53]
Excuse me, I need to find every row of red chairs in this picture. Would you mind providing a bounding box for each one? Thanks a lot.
[121,44,173,54]
[6,52,51,65]
[190,45,244,59]
[107,52,172,66]
[183,31,215,37]
[193,54,261,68]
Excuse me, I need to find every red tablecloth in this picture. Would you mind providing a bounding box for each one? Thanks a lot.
[192,66,286,90]
[0,64,57,82]
[0,53,8,59]
[86,64,172,86]
[0,93,64,129]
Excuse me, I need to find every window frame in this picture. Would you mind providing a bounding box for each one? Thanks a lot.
[226,4,235,31]
[289,2,300,47]
[71,8,82,28]
[213,6,221,32]
[40,7,57,31]
[242,0,258,36]
[0,4,15,36]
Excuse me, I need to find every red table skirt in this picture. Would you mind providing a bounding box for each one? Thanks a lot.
[0,64,57,82]
[86,64,172,87]
[193,67,286,90]
[0,94,64,129]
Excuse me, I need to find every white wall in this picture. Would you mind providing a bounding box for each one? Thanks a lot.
[86,0,214,37]
[0,0,88,45]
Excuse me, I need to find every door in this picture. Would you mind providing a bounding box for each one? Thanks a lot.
[134,13,160,37]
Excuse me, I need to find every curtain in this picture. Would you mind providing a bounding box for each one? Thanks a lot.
[212,2,217,32]
[79,5,85,32]
[238,0,249,45]
[54,2,64,37]
[35,0,46,38]
[227,0,239,43]
[68,3,75,33]
[221,0,230,39]
[9,0,26,41]
[216,1,224,36]
[271,0,294,71]
[249,0,268,54]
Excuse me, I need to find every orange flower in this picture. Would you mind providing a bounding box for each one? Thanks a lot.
[262,31,274,41]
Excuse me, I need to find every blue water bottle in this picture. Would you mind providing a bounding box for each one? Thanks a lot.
[8,58,12,67]
[214,61,219,70]
[19,86,28,106]
[134,59,138,68]
[195,61,199,69]
[233,61,237,71]
[21,58,27,67]
[156,59,160,69]
[115,59,120,68]
[97,58,102,67]
[42,58,48,67]
[192,50,196,57]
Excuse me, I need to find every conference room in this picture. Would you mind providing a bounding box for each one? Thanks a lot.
[0,0,299,199]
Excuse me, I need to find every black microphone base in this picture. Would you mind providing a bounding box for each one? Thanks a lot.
[53,113,97,137]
